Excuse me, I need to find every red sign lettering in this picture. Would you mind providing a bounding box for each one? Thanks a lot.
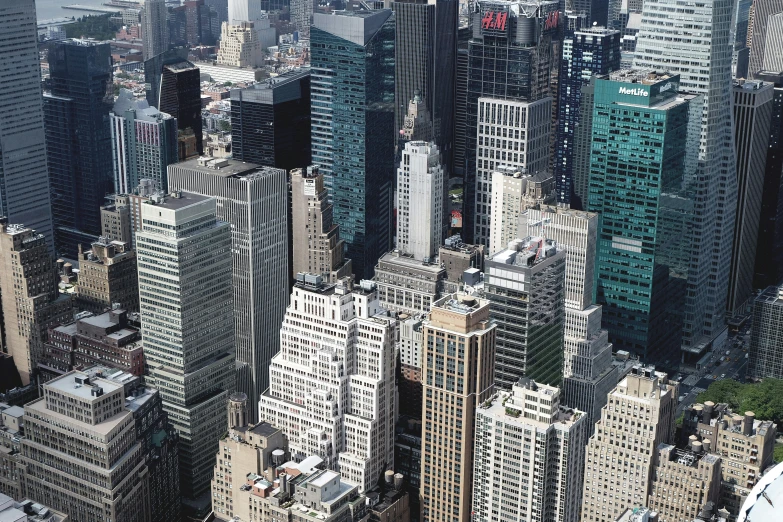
[481,10,508,31]
[481,11,495,29]
[544,11,559,31]
[494,12,508,31]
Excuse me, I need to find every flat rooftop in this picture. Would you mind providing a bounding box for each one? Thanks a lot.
[46,371,122,401]
[309,469,340,488]
[144,191,211,210]
[174,157,261,178]
[377,251,445,274]
[610,69,677,84]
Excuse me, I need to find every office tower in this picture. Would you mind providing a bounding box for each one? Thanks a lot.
[20,371,151,521]
[398,315,425,419]
[207,0,229,25]
[0,0,54,248]
[454,25,471,177]
[142,0,170,61]
[728,80,774,315]
[581,367,678,522]
[110,90,178,195]
[473,379,588,522]
[474,96,552,248]
[228,0,263,22]
[761,13,783,71]
[647,443,721,522]
[0,222,72,386]
[489,167,555,254]
[747,0,783,77]
[136,191,235,501]
[572,0,609,26]
[419,294,496,522]
[310,10,396,280]
[400,93,435,142]
[290,165,352,282]
[634,0,738,362]
[571,76,597,208]
[259,277,397,492]
[586,71,699,362]
[397,142,444,261]
[291,0,314,37]
[555,27,621,205]
[231,71,312,170]
[169,158,288,424]
[101,197,133,244]
[747,285,783,380]
[522,207,616,431]
[74,239,139,314]
[45,40,114,256]
[393,0,457,174]
[734,0,753,78]
[217,22,263,67]
[374,253,446,314]
[463,0,560,243]
[144,49,203,155]
[485,237,566,388]
[681,402,777,516]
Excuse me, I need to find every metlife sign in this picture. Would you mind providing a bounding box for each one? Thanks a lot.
[618,87,649,97]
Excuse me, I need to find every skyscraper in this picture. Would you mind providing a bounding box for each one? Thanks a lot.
[393,0,457,174]
[747,285,783,380]
[136,191,235,501]
[0,0,53,248]
[142,0,170,61]
[290,165,352,282]
[231,70,312,170]
[581,367,678,522]
[259,276,397,492]
[397,141,444,262]
[464,0,560,243]
[473,379,588,522]
[291,0,314,38]
[587,71,700,362]
[45,39,114,256]
[111,89,178,194]
[228,0,263,23]
[169,158,289,424]
[747,0,783,78]
[216,22,263,67]
[634,0,738,362]
[419,293,496,522]
[555,26,621,206]
[728,80,774,315]
[310,10,396,280]
[761,12,783,71]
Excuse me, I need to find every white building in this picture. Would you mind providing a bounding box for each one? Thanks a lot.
[228,0,263,24]
[397,141,443,262]
[258,276,397,493]
[217,22,263,68]
[474,96,551,248]
[473,379,588,522]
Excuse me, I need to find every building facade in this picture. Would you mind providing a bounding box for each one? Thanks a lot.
[217,22,263,68]
[75,238,139,314]
[397,142,444,262]
[142,0,170,61]
[373,252,446,315]
[747,0,783,77]
[748,286,783,380]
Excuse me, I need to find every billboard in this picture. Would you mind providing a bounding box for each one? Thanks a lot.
[480,7,510,36]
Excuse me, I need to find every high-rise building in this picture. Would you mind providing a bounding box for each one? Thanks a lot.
[463,0,560,243]
[110,89,178,194]
[374,252,446,315]
[454,24,471,177]
[587,71,700,362]
[747,0,783,78]
[291,0,314,38]
[581,367,678,522]
[728,80,774,315]
[555,27,621,206]
[473,379,588,522]
[761,13,783,71]
[310,10,396,280]
[734,0,753,78]
[474,96,552,248]
[217,22,263,67]
[74,238,139,314]
[142,0,170,61]
[136,191,235,501]
[747,285,783,380]
[0,222,72,385]
[571,76,597,208]
[45,40,114,256]
[290,165,352,282]
[634,0,738,362]
[259,276,397,492]
[228,0,263,23]
[0,0,53,248]
[169,158,289,424]
[100,198,132,244]
[397,142,444,262]
[231,70,312,170]
[393,0,457,174]
[485,237,566,388]
[419,293,496,522]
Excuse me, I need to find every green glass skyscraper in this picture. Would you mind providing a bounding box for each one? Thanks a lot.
[587,70,700,363]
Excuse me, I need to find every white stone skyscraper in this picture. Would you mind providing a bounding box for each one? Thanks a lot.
[142,0,169,61]
[258,276,397,492]
[137,191,235,500]
[634,0,738,360]
[0,0,54,247]
[397,141,444,262]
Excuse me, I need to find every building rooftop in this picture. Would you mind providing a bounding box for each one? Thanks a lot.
[376,251,445,274]
[143,190,212,210]
[488,236,561,268]
[234,421,280,438]
[113,88,173,121]
[175,157,261,178]
[0,495,68,522]
[610,69,677,85]
[433,293,485,315]
[45,371,122,401]
[309,469,340,488]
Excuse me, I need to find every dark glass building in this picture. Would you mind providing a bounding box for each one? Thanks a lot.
[45,40,114,256]
[231,70,311,170]
[555,26,620,206]
[311,10,396,280]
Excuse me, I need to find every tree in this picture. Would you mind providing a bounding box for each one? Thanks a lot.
[697,378,783,424]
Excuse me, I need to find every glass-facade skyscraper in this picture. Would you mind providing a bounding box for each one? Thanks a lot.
[310,10,396,280]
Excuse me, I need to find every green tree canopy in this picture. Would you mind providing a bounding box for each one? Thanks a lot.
[696,378,783,424]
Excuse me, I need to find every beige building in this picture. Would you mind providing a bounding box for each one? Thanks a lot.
[420,293,496,522]
[438,237,484,292]
[218,22,263,68]
[648,442,721,522]
[681,402,777,517]
[581,366,678,522]
[75,238,138,314]
[290,166,352,282]
[100,199,132,244]
[373,251,445,315]
[0,222,72,385]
